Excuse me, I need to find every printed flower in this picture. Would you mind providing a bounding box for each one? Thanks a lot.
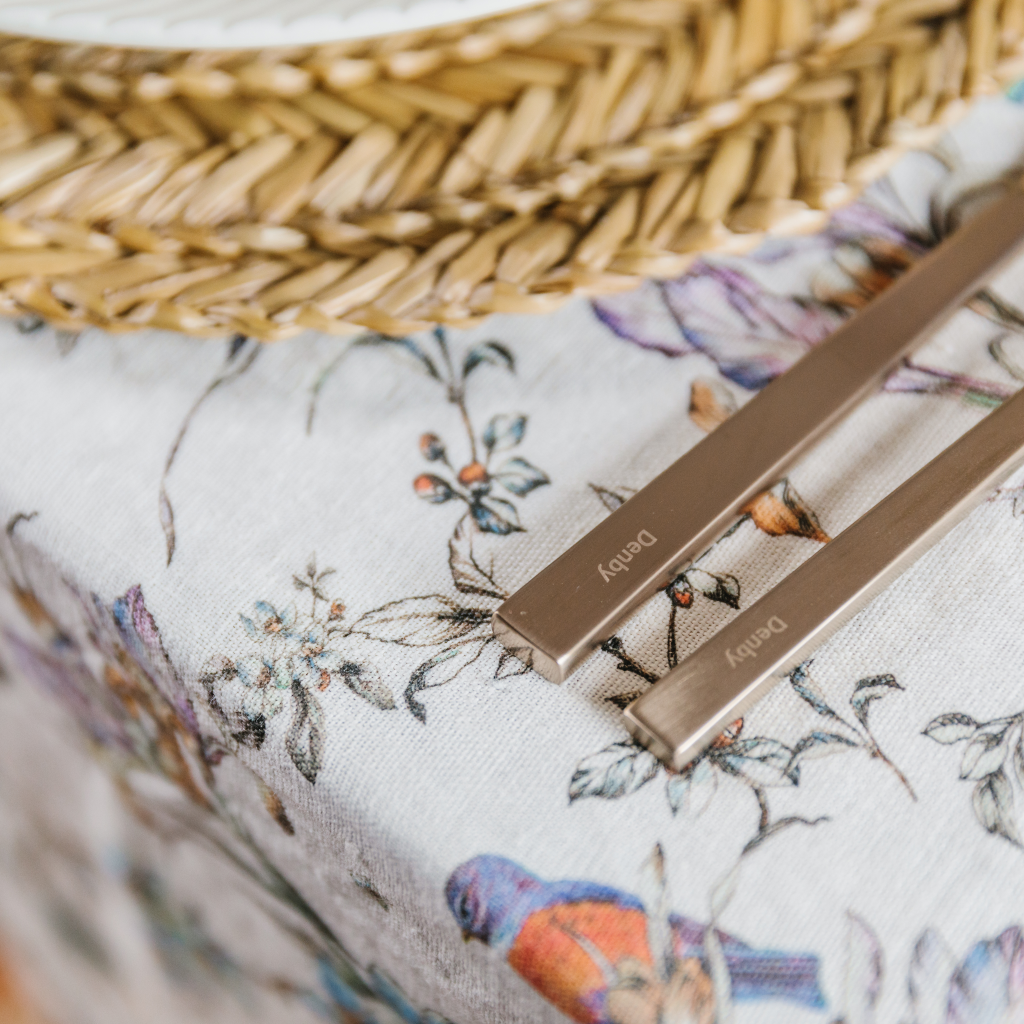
[688,376,737,432]
[593,265,842,390]
[457,461,489,492]
[356,326,550,536]
[4,629,134,753]
[603,195,1013,441]
[309,328,541,720]
[240,600,301,661]
[414,474,454,503]
[291,620,394,709]
[806,198,1024,405]
[248,599,297,636]
[811,237,914,309]
[839,917,1024,1024]
[413,410,548,535]
[293,622,343,688]
[233,653,291,723]
[944,927,1024,1022]
[667,568,740,610]
[592,201,930,392]
[107,587,198,737]
[419,432,446,461]
[3,561,211,806]
[203,559,395,783]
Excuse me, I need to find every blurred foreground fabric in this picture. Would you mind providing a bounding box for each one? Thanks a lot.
[6,96,1024,1024]
[0,947,48,1023]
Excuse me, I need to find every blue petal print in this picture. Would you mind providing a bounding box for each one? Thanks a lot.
[948,927,1024,1023]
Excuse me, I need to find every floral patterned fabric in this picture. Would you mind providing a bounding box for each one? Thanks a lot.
[6,95,1024,1024]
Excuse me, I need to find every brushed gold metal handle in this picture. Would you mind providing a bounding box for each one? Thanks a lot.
[624,382,1024,769]
[494,182,1024,684]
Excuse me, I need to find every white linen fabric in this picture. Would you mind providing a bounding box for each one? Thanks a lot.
[4,95,1024,1024]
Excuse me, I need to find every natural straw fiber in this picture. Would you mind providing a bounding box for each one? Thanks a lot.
[0,0,1020,340]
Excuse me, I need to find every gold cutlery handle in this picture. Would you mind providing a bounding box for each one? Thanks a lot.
[495,182,1024,683]
[625,382,1024,769]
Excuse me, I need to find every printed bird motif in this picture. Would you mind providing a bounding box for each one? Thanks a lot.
[446,847,824,1024]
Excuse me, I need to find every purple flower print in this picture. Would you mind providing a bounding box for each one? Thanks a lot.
[109,584,200,737]
[945,927,1024,1023]
[839,917,1024,1023]
[596,195,1024,425]
[1,519,455,1020]
[594,266,843,390]
[5,630,134,753]
[1,528,211,807]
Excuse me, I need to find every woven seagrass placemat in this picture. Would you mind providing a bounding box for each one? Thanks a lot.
[0,0,1019,340]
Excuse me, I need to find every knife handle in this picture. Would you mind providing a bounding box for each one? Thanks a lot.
[495,182,1024,684]
[624,380,1024,770]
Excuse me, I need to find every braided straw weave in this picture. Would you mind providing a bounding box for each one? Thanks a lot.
[0,0,1020,339]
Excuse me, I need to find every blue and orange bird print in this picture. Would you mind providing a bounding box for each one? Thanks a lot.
[446,845,824,1024]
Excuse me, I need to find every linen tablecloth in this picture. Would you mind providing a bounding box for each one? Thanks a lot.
[5,94,1024,1024]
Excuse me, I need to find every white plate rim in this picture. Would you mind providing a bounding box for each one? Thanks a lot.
[0,0,540,50]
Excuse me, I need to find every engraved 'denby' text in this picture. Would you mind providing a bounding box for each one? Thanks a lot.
[598,531,658,582]
[725,616,788,667]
